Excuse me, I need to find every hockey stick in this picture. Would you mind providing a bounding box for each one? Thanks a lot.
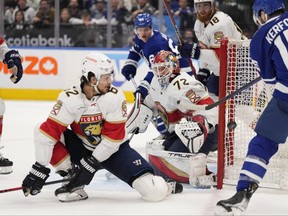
[161,0,198,79]
[177,76,262,110]
[130,76,138,89]
[0,178,71,194]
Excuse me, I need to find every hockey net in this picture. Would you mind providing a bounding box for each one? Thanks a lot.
[217,38,288,190]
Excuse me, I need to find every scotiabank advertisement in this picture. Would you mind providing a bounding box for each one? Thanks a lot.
[0,48,149,101]
[0,48,198,101]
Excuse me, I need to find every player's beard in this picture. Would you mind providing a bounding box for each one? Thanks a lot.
[197,10,213,24]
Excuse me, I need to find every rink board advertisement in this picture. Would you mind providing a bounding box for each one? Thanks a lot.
[0,48,198,101]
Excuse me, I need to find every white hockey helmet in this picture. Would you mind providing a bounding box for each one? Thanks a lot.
[194,0,215,12]
[194,0,214,4]
[81,52,114,82]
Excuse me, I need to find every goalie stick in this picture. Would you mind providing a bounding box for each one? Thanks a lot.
[177,76,262,110]
[0,178,71,194]
[161,0,198,79]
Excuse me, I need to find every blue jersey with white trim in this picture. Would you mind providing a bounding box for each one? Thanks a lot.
[128,30,190,70]
[250,12,288,101]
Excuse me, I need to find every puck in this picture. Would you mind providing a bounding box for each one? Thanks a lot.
[227,121,237,129]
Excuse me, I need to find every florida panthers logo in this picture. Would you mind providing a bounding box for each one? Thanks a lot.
[80,114,103,145]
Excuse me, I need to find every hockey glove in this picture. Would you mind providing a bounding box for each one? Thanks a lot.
[178,42,201,60]
[3,50,23,83]
[134,80,150,100]
[66,156,101,190]
[22,162,50,196]
[175,115,209,153]
[197,68,210,86]
[121,59,137,81]
[152,115,168,134]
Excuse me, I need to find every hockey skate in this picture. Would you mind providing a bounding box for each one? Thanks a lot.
[214,182,258,216]
[0,150,13,174]
[166,179,183,194]
[55,168,88,202]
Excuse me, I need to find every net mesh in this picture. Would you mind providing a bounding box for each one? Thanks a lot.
[222,39,288,189]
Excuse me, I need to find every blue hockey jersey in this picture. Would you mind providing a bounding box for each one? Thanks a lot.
[127,30,191,72]
[250,12,288,101]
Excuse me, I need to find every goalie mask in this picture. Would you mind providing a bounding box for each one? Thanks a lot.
[81,52,114,92]
[151,50,180,90]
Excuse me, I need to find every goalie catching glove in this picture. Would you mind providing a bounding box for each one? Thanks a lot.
[175,115,209,153]
[126,93,153,134]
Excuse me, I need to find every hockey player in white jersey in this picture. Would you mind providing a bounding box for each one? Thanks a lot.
[177,0,246,156]
[0,37,23,174]
[127,50,218,188]
[178,0,245,98]
[21,52,183,202]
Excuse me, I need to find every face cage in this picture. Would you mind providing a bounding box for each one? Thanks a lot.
[90,71,114,92]
[152,63,173,90]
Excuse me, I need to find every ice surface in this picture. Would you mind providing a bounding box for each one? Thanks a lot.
[0,101,287,215]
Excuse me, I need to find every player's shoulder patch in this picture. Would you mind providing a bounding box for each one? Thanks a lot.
[50,100,62,116]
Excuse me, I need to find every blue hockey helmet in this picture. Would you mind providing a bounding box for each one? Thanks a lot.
[253,0,285,17]
[134,13,152,28]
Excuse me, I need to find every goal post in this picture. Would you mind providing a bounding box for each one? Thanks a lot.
[217,38,288,190]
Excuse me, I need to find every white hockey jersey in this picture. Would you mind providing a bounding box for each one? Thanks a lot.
[194,11,244,76]
[35,84,129,165]
[147,73,218,132]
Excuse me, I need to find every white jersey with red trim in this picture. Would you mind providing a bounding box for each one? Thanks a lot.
[147,72,217,132]
[0,37,10,61]
[194,11,243,49]
[35,84,128,166]
[194,11,244,76]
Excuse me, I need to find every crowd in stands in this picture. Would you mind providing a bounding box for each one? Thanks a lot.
[3,0,252,47]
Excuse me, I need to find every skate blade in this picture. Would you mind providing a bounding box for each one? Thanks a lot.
[214,205,243,216]
[0,166,13,174]
[57,189,88,202]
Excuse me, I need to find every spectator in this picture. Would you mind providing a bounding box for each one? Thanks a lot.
[183,28,198,43]
[26,0,41,11]
[90,0,107,21]
[32,0,55,28]
[173,0,195,35]
[68,0,82,18]
[5,0,36,24]
[60,8,71,24]
[131,0,156,19]
[9,10,31,30]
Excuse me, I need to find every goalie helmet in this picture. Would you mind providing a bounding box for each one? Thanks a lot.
[151,50,180,90]
[134,13,152,29]
[252,0,285,25]
[81,52,114,84]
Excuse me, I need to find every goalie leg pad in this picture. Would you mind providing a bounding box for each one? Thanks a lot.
[132,173,169,202]
[126,93,153,134]
[189,153,215,188]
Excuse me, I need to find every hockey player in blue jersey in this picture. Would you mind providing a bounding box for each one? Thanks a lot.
[214,0,287,215]
[122,13,210,139]
[121,13,193,81]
